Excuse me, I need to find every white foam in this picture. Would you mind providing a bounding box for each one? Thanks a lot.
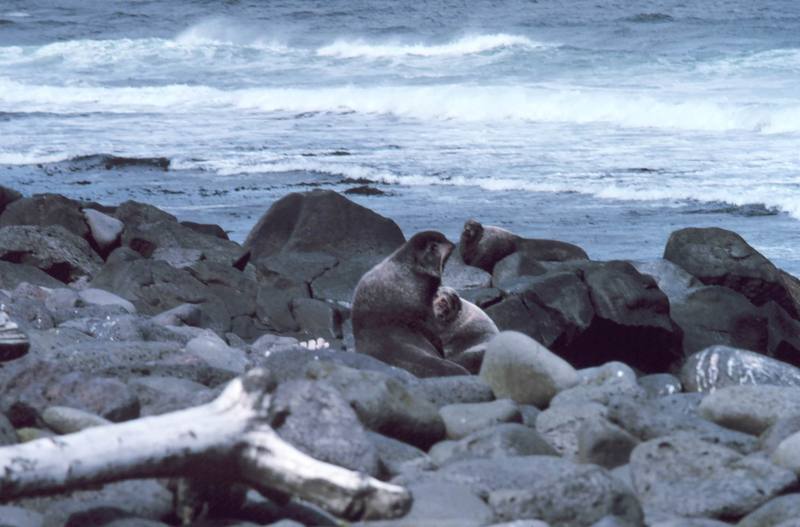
[316,34,546,58]
[3,78,799,134]
[0,152,69,165]
[174,18,288,51]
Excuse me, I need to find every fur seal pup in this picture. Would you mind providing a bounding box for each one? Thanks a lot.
[433,286,499,373]
[459,219,588,273]
[352,231,469,377]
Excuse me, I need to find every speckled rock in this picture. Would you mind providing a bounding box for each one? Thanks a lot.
[430,423,557,466]
[698,385,800,435]
[535,402,608,458]
[682,345,800,392]
[440,399,521,440]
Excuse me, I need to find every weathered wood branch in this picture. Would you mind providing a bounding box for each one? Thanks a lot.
[0,369,411,521]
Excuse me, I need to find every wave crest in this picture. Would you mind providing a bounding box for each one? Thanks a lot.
[316,34,547,58]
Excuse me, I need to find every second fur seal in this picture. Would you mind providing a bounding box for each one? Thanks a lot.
[460,219,588,273]
[352,231,469,377]
[433,286,498,373]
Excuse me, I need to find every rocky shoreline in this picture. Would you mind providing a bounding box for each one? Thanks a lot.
[2,185,800,526]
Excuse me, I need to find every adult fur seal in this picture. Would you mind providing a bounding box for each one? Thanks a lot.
[433,286,498,373]
[459,219,588,273]
[352,231,469,377]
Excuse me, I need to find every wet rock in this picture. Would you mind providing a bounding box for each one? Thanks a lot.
[0,225,102,283]
[577,416,640,469]
[304,361,443,449]
[0,193,90,239]
[83,208,124,253]
[681,345,800,393]
[366,431,433,478]
[699,385,800,435]
[187,260,258,320]
[638,374,682,398]
[416,375,495,407]
[491,252,548,290]
[255,274,310,332]
[443,248,493,290]
[630,433,796,519]
[0,261,62,289]
[737,494,800,527]
[41,405,111,434]
[244,190,404,303]
[269,379,380,476]
[664,227,800,319]
[440,399,522,440]
[430,423,557,466]
[535,402,608,458]
[0,185,22,214]
[607,393,758,454]
[479,331,578,407]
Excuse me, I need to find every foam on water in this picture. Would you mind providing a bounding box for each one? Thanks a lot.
[316,34,547,58]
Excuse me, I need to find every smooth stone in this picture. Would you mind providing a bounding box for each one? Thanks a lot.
[578,361,637,386]
[430,423,557,466]
[304,361,443,449]
[519,405,541,428]
[78,288,136,314]
[185,332,249,375]
[83,208,124,252]
[631,258,702,305]
[416,375,495,407]
[489,522,551,527]
[41,406,111,434]
[577,416,640,469]
[638,374,682,398]
[738,494,800,527]
[630,433,796,519]
[128,376,212,416]
[773,430,800,474]
[354,482,492,527]
[0,261,62,290]
[268,379,380,476]
[699,385,800,435]
[535,402,607,458]
[439,399,521,440]
[366,431,433,478]
[760,415,800,454]
[651,520,731,527]
[480,331,578,407]
[0,506,44,527]
[607,393,758,454]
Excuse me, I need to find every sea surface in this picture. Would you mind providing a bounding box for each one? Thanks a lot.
[1,1,800,272]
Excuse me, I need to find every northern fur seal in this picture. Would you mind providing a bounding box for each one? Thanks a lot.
[433,286,499,373]
[352,231,469,377]
[459,219,588,273]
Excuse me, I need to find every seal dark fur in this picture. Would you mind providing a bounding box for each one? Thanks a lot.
[459,219,588,273]
[352,231,469,377]
[433,286,499,373]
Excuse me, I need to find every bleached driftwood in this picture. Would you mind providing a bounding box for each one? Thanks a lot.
[0,369,411,521]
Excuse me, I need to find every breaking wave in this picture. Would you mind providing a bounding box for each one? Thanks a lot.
[316,34,548,58]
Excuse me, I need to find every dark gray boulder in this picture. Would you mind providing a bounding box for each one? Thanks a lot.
[631,258,702,304]
[682,346,800,392]
[366,431,433,478]
[0,225,102,283]
[0,261,63,289]
[488,261,683,372]
[90,258,231,332]
[244,190,404,303]
[0,185,22,215]
[0,193,90,239]
[630,433,796,519]
[268,379,380,476]
[664,227,800,320]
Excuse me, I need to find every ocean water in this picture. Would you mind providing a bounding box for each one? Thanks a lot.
[1,1,800,272]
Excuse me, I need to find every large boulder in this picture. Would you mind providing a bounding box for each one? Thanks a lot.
[0,185,22,215]
[115,200,245,267]
[0,225,102,283]
[244,190,404,302]
[0,260,63,289]
[0,193,91,239]
[664,227,800,320]
[488,261,683,372]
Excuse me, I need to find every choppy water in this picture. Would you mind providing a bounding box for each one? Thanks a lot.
[1,1,799,272]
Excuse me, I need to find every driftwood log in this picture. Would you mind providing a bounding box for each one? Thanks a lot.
[0,369,412,521]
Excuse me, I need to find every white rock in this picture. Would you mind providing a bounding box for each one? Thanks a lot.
[78,288,136,314]
[83,208,124,251]
[479,331,578,407]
